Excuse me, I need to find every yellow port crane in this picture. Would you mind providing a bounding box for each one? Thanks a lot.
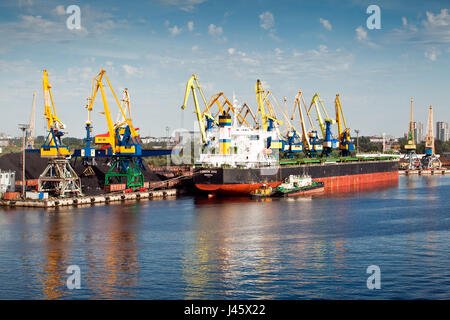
[237,103,259,129]
[181,74,253,144]
[405,98,416,151]
[402,98,420,170]
[307,93,334,139]
[290,91,312,151]
[334,94,355,156]
[181,74,215,145]
[86,69,140,155]
[307,93,336,156]
[38,70,82,197]
[206,92,252,128]
[422,105,441,169]
[255,79,283,133]
[84,69,145,189]
[40,70,71,157]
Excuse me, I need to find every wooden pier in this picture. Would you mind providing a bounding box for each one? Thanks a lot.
[0,188,177,208]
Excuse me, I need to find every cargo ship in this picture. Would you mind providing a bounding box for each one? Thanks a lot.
[194,158,399,195]
[192,114,399,196]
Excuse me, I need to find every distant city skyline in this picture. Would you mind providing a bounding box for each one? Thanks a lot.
[1,0,450,139]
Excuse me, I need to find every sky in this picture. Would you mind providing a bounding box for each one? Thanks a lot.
[0,0,450,139]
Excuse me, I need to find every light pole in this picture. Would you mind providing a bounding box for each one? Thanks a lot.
[354,129,360,154]
[18,124,30,199]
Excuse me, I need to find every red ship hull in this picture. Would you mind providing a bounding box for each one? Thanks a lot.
[194,160,399,196]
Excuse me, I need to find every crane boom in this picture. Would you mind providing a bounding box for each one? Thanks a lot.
[308,93,332,139]
[291,91,311,150]
[40,70,70,157]
[26,91,36,149]
[255,80,283,131]
[334,94,354,156]
[86,70,139,154]
[181,74,210,144]
[405,98,416,150]
[425,105,435,154]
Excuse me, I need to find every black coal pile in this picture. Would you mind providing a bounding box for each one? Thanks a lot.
[0,152,48,180]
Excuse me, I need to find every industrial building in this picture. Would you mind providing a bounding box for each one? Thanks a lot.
[436,121,449,141]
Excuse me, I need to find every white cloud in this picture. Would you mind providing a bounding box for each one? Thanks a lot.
[259,11,279,40]
[275,48,283,55]
[319,44,328,52]
[228,48,235,55]
[355,25,379,48]
[355,26,367,41]
[122,64,143,76]
[159,0,208,12]
[319,18,332,31]
[192,45,199,52]
[390,9,450,44]
[168,25,182,36]
[425,9,450,27]
[208,24,223,35]
[402,17,408,27]
[187,21,194,31]
[53,5,66,16]
[425,47,440,61]
[259,11,275,30]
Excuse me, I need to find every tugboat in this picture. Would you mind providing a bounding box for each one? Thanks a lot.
[250,184,274,199]
[272,175,324,197]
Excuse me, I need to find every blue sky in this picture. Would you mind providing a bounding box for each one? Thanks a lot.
[1,0,450,138]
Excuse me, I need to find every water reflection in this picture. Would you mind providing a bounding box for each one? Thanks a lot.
[1,176,450,299]
[183,200,284,299]
[38,212,73,299]
[84,205,139,299]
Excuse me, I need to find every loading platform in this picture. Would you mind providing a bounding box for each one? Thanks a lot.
[399,169,450,176]
[0,188,177,208]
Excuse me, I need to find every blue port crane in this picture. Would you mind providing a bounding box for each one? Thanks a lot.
[334,94,355,157]
[307,93,337,157]
[73,69,171,189]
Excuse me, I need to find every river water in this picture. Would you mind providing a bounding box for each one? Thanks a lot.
[0,176,449,299]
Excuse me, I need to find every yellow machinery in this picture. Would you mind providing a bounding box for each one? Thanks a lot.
[181,74,211,145]
[40,70,71,157]
[290,91,312,152]
[38,70,82,197]
[422,105,441,169]
[181,74,254,145]
[84,69,145,189]
[255,79,283,132]
[334,94,355,156]
[255,80,284,150]
[308,93,334,139]
[405,98,416,151]
[86,70,140,155]
[403,98,420,169]
[237,103,259,129]
[206,92,253,128]
[307,93,336,156]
